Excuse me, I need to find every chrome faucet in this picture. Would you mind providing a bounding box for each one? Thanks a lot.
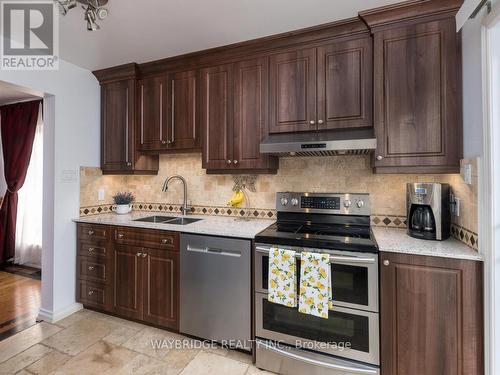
[162,175,189,215]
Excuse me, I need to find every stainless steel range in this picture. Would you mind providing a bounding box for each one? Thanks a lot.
[254,192,380,375]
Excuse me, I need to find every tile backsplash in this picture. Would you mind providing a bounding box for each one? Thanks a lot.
[80,153,479,249]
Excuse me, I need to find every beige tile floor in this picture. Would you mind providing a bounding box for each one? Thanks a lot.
[0,309,274,375]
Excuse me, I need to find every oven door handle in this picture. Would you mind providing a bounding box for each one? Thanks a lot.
[257,340,379,374]
[255,246,376,264]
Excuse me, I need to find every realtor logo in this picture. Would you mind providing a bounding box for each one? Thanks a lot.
[1,0,59,70]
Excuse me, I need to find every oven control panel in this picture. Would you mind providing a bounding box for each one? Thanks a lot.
[276,192,370,216]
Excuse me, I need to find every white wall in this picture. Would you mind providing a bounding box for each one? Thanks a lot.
[0,60,100,320]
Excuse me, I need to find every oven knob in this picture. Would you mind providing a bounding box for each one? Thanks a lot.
[344,200,351,208]
[280,197,289,206]
[291,198,299,206]
[357,200,364,208]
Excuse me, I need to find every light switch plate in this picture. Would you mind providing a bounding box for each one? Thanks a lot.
[461,163,473,185]
[98,188,105,201]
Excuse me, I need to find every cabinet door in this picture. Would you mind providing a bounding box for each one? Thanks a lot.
[269,47,317,133]
[373,18,462,173]
[112,246,143,320]
[137,76,167,151]
[166,70,200,151]
[142,248,179,329]
[317,37,373,129]
[233,57,277,171]
[380,252,483,375]
[101,80,135,172]
[201,64,234,169]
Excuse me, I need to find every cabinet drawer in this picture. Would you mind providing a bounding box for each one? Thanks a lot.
[78,224,109,242]
[77,280,110,310]
[77,257,109,283]
[113,227,179,251]
[78,242,108,258]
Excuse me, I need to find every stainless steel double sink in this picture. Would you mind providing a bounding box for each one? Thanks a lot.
[133,215,202,225]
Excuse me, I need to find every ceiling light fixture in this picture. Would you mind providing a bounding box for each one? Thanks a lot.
[55,0,109,31]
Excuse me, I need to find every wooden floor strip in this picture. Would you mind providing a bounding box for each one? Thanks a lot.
[0,271,41,341]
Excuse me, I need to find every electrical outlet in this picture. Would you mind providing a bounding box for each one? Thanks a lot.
[98,188,105,201]
[452,197,461,217]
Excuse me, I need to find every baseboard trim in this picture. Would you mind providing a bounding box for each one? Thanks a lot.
[37,303,83,323]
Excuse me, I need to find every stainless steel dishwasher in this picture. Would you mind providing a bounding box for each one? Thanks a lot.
[180,234,251,349]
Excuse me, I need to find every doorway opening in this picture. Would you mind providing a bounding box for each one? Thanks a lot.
[0,80,44,340]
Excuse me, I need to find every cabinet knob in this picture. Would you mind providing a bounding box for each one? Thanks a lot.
[88,247,94,253]
[318,120,324,125]
[233,160,238,165]
[88,290,95,296]
[383,260,390,266]
[162,238,170,244]
[88,266,95,271]
[376,155,384,161]
[126,162,132,167]
[142,253,147,258]
[136,252,142,257]
[309,120,316,125]
[117,233,124,239]
[227,160,232,164]
[88,230,94,236]
[167,140,173,144]
[161,140,167,145]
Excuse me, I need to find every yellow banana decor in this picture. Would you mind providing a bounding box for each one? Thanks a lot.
[227,190,245,208]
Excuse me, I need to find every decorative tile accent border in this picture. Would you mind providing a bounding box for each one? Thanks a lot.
[80,202,277,219]
[451,223,478,251]
[370,214,407,229]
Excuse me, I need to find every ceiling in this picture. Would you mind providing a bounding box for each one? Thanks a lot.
[59,0,402,71]
[0,81,41,105]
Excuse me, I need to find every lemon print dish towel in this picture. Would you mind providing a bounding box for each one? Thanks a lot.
[268,247,297,308]
[299,252,331,319]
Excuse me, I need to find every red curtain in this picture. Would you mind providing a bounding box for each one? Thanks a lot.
[0,100,41,264]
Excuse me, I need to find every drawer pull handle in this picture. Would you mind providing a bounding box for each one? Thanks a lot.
[88,290,95,296]
[117,233,124,239]
[88,266,95,271]
[88,247,95,253]
[88,230,94,236]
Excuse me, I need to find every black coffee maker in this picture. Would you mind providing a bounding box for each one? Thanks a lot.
[407,183,450,240]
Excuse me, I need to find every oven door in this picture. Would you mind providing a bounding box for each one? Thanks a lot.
[255,292,379,366]
[255,244,378,312]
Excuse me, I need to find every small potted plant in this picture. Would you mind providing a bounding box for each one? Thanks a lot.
[112,192,135,215]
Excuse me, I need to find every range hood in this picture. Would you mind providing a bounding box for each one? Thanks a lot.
[260,128,377,157]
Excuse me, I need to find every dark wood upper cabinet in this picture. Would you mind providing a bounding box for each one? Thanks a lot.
[138,76,166,151]
[167,70,200,151]
[202,58,278,173]
[112,245,143,320]
[233,57,278,171]
[269,37,372,134]
[380,252,483,375]
[138,70,200,153]
[317,37,373,129]
[142,247,179,330]
[96,64,158,175]
[370,17,462,173]
[269,48,317,133]
[201,64,234,170]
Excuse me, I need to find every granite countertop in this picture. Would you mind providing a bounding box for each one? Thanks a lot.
[372,227,483,261]
[73,212,275,239]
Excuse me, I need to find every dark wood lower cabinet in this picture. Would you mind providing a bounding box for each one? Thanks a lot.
[380,252,483,375]
[113,245,143,320]
[142,248,179,329]
[76,223,180,331]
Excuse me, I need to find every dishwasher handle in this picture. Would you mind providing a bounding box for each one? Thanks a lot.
[186,244,241,258]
